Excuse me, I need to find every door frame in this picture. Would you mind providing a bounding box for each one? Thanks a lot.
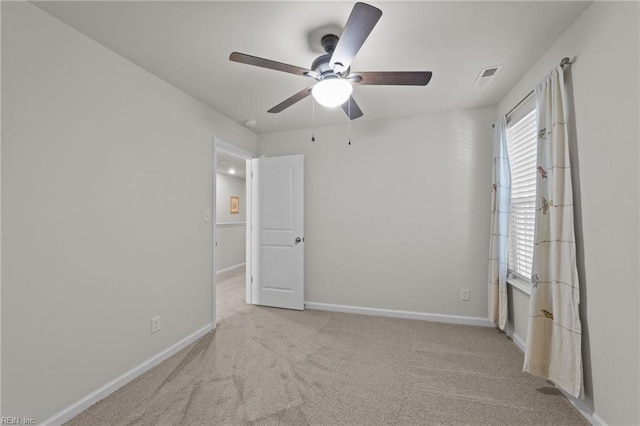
[212,137,256,327]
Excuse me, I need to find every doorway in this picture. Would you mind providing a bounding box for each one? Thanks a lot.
[212,138,254,326]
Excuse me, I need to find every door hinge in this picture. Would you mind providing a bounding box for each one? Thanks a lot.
[251,171,254,178]
[251,276,253,283]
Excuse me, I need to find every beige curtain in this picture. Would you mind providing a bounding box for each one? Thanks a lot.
[523,66,582,398]
[488,118,510,330]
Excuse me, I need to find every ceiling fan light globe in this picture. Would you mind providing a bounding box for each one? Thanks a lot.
[312,79,353,108]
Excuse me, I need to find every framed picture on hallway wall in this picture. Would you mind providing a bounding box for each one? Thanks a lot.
[230,196,240,214]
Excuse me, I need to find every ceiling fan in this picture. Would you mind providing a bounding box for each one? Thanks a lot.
[229,2,433,120]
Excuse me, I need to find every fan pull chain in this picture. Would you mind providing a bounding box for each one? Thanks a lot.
[311,97,316,142]
[348,99,352,146]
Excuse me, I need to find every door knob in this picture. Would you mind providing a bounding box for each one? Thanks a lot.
[295,237,302,244]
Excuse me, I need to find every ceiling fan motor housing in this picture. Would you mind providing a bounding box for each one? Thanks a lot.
[311,53,333,76]
[312,34,349,78]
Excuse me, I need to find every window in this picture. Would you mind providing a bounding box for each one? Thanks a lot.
[506,104,537,280]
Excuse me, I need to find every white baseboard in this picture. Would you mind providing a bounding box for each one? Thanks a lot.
[504,324,527,352]
[503,326,606,426]
[40,323,213,426]
[558,388,607,426]
[216,262,246,275]
[591,413,608,426]
[304,302,494,327]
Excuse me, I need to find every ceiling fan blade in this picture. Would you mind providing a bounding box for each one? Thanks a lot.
[267,87,313,113]
[341,96,364,120]
[350,71,433,86]
[230,52,312,77]
[330,3,382,74]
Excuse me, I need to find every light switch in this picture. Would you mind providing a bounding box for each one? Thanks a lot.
[205,210,212,222]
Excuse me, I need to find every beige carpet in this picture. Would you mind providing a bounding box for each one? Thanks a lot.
[67,269,587,425]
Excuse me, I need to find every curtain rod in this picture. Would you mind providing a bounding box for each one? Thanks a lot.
[504,90,534,120]
[492,57,574,128]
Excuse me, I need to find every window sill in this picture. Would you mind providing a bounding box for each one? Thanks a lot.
[507,276,532,296]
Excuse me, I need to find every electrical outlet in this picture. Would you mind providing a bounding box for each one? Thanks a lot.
[151,316,161,334]
[461,289,470,301]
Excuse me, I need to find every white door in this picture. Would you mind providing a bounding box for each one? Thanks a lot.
[250,155,304,310]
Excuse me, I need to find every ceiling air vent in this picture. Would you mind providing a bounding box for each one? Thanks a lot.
[474,65,503,87]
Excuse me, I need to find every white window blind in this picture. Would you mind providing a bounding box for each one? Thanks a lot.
[506,108,537,280]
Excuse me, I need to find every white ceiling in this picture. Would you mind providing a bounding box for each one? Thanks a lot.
[217,149,247,179]
[34,1,591,134]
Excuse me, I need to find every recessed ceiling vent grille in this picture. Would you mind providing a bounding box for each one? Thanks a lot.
[474,65,503,87]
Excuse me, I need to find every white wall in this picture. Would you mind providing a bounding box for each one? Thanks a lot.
[1,2,256,421]
[216,172,246,223]
[258,107,495,319]
[498,2,639,424]
[215,173,246,272]
[506,286,529,349]
[215,225,246,272]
